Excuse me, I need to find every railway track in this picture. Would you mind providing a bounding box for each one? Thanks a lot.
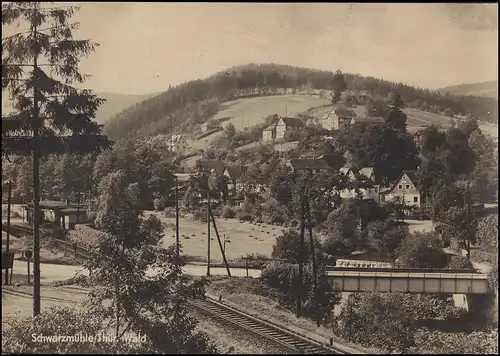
[188,297,350,354]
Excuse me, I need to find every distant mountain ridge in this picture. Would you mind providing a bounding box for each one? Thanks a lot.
[437,81,498,99]
[92,91,157,124]
[103,63,498,141]
[1,90,157,125]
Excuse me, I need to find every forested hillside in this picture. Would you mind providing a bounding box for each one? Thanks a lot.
[104,63,498,141]
[437,81,498,99]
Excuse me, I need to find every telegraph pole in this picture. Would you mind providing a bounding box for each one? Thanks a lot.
[175,177,180,262]
[306,199,320,326]
[296,187,305,318]
[465,181,472,260]
[31,5,42,316]
[5,181,12,285]
[207,189,211,277]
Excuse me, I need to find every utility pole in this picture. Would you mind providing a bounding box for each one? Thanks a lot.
[5,180,12,285]
[296,188,305,318]
[306,198,320,327]
[207,190,211,277]
[175,177,180,262]
[466,181,471,260]
[31,5,42,316]
[2,2,112,316]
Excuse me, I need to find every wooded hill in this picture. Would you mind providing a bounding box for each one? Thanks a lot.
[103,63,498,141]
[437,81,498,99]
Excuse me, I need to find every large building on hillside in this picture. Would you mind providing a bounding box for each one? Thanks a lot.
[166,134,188,154]
[321,105,357,131]
[262,116,304,141]
[275,117,304,139]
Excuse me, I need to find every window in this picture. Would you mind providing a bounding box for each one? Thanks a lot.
[406,184,410,189]
[398,185,402,189]
[414,197,418,203]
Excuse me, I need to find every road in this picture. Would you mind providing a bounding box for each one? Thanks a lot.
[8,261,261,285]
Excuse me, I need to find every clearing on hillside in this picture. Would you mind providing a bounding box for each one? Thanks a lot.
[181,94,330,167]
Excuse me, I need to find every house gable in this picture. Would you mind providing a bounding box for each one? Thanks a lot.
[383,171,419,196]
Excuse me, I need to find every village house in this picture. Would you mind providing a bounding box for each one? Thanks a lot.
[287,158,332,174]
[224,165,248,195]
[166,134,188,154]
[339,167,381,203]
[380,170,423,215]
[275,117,304,140]
[317,152,346,170]
[262,121,278,142]
[23,200,89,230]
[197,160,226,176]
[321,105,357,131]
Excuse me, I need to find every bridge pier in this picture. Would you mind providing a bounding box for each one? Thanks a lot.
[452,294,470,311]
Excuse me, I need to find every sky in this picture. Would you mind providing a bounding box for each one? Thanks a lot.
[2,2,499,95]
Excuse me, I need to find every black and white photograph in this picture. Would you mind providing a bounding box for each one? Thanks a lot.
[2,2,498,354]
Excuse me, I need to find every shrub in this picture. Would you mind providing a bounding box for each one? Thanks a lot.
[336,292,415,352]
[235,209,253,222]
[262,198,287,225]
[409,328,498,354]
[476,214,498,251]
[446,256,474,270]
[271,229,323,263]
[322,235,353,257]
[1,306,135,353]
[488,264,498,292]
[260,262,340,323]
[192,208,208,223]
[67,225,106,250]
[153,197,166,211]
[220,205,236,219]
[395,231,448,268]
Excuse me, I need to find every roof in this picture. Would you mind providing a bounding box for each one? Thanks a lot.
[59,208,87,214]
[25,201,86,210]
[382,170,419,195]
[198,160,226,175]
[278,117,304,127]
[167,134,185,143]
[333,108,357,118]
[288,159,331,171]
[174,173,191,182]
[225,165,247,182]
[317,153,346,170]
[263,123,277,131]
[359,167,374,179]
[351,116,386,125]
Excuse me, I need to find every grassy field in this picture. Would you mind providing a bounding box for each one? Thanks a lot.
[149,212,284,263]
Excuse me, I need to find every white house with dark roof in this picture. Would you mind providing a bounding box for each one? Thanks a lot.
[166,134,188,154]
[224,165,248,195]
[275,117,304,139]
[262,121,278,142]
[339,166,381,203]
[380,170,423,214]
[321,105,357,131]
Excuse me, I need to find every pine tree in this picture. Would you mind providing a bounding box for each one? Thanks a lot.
[331,70,347,105]
[386,92,408,132]
[2,2,111,316]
